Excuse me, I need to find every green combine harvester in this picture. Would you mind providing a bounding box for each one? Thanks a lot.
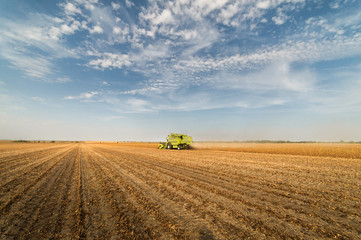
[158,133,193,150]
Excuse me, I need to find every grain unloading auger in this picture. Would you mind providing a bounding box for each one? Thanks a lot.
[158,133,193,150]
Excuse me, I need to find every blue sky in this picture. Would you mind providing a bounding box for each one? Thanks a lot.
[1,0,361,141]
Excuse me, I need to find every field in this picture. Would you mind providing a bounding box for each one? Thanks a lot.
[0,142,360,239]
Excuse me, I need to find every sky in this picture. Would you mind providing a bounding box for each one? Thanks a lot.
[0,0,361,142]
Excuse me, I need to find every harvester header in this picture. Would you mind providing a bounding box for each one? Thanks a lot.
[158,133,193,150]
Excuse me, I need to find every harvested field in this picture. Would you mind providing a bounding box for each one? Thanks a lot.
[192,142,361,159]
[0,142,360,239]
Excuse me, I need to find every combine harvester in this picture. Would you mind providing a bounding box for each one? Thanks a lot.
[158,133,193,150]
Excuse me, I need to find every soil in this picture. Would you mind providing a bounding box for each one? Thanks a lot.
[0,142,360,239]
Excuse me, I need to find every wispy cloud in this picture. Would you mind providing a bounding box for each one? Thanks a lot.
[1,49,53,79]
[100,81,110,86]
[31,96,45,102]
[64,91,99,100]
[209,61,316,92]
[55,77,72,83]
[100,115,124,121]
[0,12,78,81]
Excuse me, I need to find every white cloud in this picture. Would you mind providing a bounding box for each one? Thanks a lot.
[210,61,315,93]
[1,0,360,113]
[0,17,73,57]
[330,0,342,9]
[100,81,109,86]
[1,49,53,79]
[172,32,361,74]
[257,1,271,9]
[125,98,153,112]
[31,96,45,102]
[111,2,121,10]
[88,53,131,69]
[152,9,175,25]
[101,115,124,121]
[125,0,134,8]
[48,20,81,40]
[56,77,72,83]
[62,2,82,16]
[112,25,130,37]
[272,15,287,25]
[0,11,79,80]
[64,91,99,100]
[89,25,103,34]
[113,26,121,34]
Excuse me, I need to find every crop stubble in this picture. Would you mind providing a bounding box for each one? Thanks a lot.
[0,142,360,239]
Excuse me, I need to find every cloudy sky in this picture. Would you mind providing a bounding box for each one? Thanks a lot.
[1,0,361,141]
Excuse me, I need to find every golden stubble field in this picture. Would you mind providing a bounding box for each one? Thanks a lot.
[0,141,360,239]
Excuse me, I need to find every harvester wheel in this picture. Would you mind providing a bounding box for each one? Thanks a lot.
[177,145,181,150]
[167,143,172,149]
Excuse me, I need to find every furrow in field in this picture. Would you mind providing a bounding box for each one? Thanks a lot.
[0,142,360,239]
[0,145,76,215]
[0,144,71,163]
[0,145,78,239]
[0,146,72,184]
[97,148,270,239]
[56,144,89,239]
[90,145,361,239]
[91,146,307,239]
[125,149,361,201]
[104,146,361,214]
[83,145,159,239]
[19,147,78,240]
[74,145,127,239]
[91,146,301,239]
[88,146,244,239]
[75,145,86,240]
[0,144,47,157]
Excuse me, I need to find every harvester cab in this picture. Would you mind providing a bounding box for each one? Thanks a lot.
[158,133,192,150]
